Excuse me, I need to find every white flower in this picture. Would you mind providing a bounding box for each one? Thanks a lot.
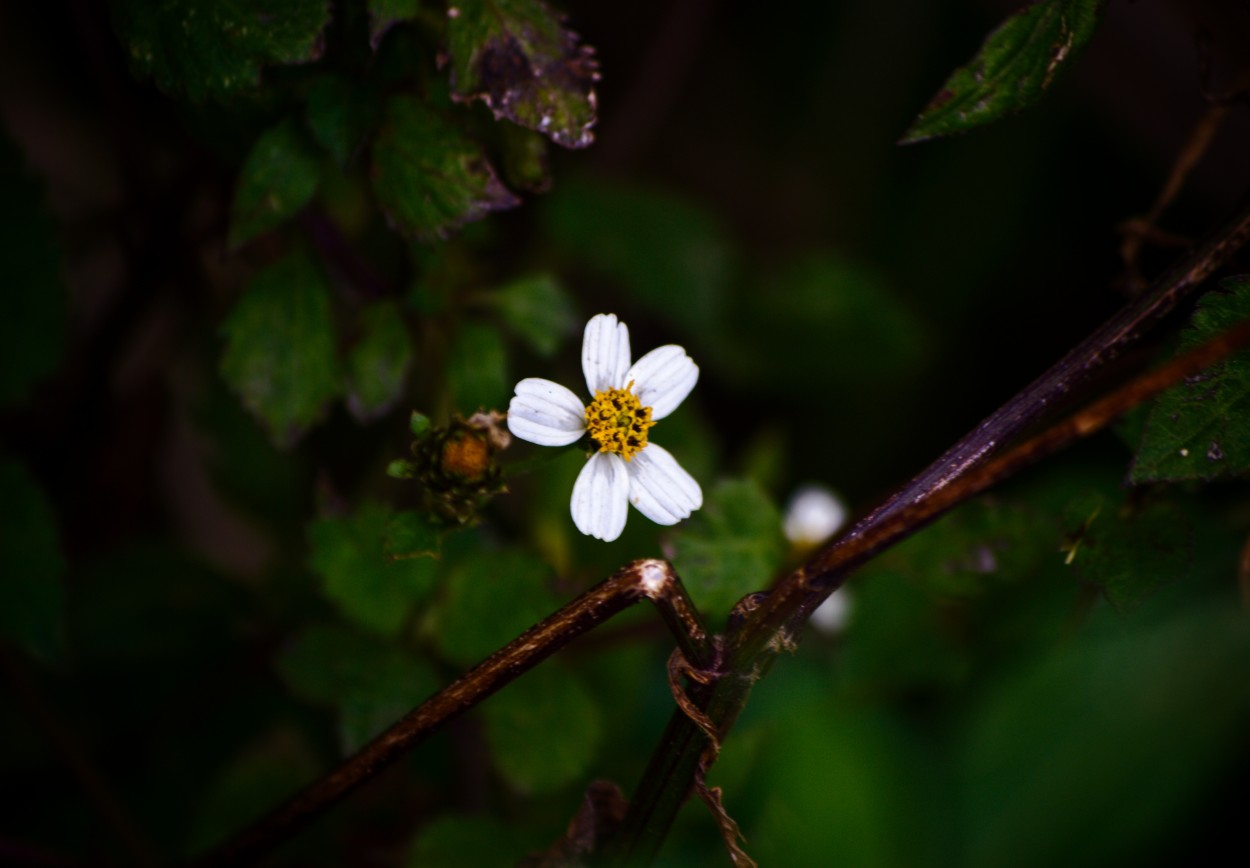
[506,313,702,542]
[782,484,848,548]
[811,591,852,635]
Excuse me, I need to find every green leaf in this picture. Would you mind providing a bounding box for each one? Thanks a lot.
[0,459,65,664]
[482,663,601,794]
[308,501,440,637]
[406,816,539,867]
[304,75,381,168]
[383,510,442,560]
[447,0,599,149]
[344,301,413,422]
[113,0,331,102]
[431,549,562,668]
[219,253,342,446]
[1131,277,1250,482]
[483,274,575,357]
[1063,493,1192,614]
[446,321,508,411]
[0,131,65,408]
[228,118,322,248]
[900,0,1107,144]
[671,479,786,626]
[371,95,519,241]
[274,623,440,753]
[368,0,420,50]
[496,122,551,193]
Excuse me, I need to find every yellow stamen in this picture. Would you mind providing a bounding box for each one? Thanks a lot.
[584,386,654,461]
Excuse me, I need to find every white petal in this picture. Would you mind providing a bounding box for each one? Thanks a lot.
[571,452,630,542]
[582,313,631,396]
[507,378,586,447]
[627,443,702,526]
[625,345,698,420]
[782,485,848,546]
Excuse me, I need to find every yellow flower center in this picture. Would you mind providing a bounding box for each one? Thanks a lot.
[584,385,654,461]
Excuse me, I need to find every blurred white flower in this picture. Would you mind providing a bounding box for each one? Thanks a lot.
[810,591,852,635]
[782,484,848,547]
[507,313,702,542]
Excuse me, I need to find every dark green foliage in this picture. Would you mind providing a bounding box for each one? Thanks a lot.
[371,96,520,241]
[344,301,413,422]
[367,0,421,50]
[406,815,541,867]
[219,253,342,445]
[113,0,331,101]
[484,274,575,357]
[228,118,322,248]
[901,0,1106,143]
[1132,277,1250,482]
[447,0,599,149]
[446,321,508,411]
[0,459,65,664]
[304,75,381,169]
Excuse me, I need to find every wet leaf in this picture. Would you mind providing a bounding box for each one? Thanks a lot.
[345,301,413,422]
[371,95,519,241]
[0,131,65,408]
[482,663,601,795]
[219,253,341,446]
[274,623,439,753]
[0,459,65,665]
[484,274,575,357]
[368,0,420,50]
[308,501,440,637]
[900,0,1106,144]
[228,118,322,248]
[671,479,786,627]
[113,0,331,101]
[447,0,599,149]
[446,321,508,411]
[1132,277,1250,482]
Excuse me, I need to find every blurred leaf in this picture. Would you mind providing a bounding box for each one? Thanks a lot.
[482,663,601,795]
[228,118,322,248]
[1132,277,1250,482]
[431,549,562,668]
[447,321,508,411]
[1063,494,1191,614]
[305,75,380,168]
[447,0,599,149]
[497,123,551,193]
[308,501,440,637]
[671,479,785,626]
[0,132,65,408]
[406,815,538,867]
[187,728,320,854]
[345,300,413,422]
[901,0,1106,144]
[275,623,439,753]
[0,459,65,664]
[368,0,420,50]
[384,510,442,560]
[113,0,331,101]
[484,274,575,357]
[543,179,733,333]
[963,606,1250,868]
[220,253,342,446]
[371,95,519,241]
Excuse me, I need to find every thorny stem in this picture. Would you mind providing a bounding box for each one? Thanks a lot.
[196,559,710,867]
[603,201,1250,865]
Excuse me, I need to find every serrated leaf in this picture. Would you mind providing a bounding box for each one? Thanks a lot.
[0,132,65,408]
[484,274,574,357]
[1063,493,1191,614]
[900,0,1106,144]
[305,75,381,168]
[368,0,420,50]
[0,459,65,665]
[447,321,508,411]
[308,501,440,637]
[482,663,601,795]
[431,549,562,667]
[228,118,322,248]
[113,0,331,102]
[384,510,442,560]
[447,0,599,149]
[671,479,786,626]
[1132,277,1250,482]
[345,301,413,422]
[371,95,519,241]
[219,253,341,446]
[274,623,440,753]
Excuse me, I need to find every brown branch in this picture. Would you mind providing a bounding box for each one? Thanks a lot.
[196,558,711,867]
